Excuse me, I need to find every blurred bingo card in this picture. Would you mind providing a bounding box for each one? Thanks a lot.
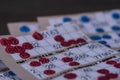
[0,60,21,80]
[105,9,120,25]
[38,9,120,35]
[37,12,92,29]
[0,34,119,80]
[53,55,120,80]
[89,31,120,49]
[7,22,46,36]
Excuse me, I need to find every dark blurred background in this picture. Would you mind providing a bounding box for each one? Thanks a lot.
[0,0,120,35]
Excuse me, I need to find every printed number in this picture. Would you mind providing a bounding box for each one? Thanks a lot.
[42,29,59,38]
[53,44,62,49]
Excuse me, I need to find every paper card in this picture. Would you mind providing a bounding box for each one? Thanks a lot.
[0,35,21,80]
[7,22,47,36]
[37,12,94,27]
[1,21,119,80]
[53,55,120,80]
[0,70,21,80]
[0,35,117,80]
[74,9,120,35]
[38,9,120,35]
[89,31,120,49]
[104,9,120,25]
[47,11,117,35]
[0,56,20,80]
[0,33,119,80]
[3,23,91,61]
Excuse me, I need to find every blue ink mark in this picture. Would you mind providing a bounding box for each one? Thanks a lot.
[112,12,120,20]
[8,71,16,76]
[90,35,101,40]
[118,33,120,37]
[111,25,120,31]
[63,17,72,22]
[80,16,90,22]
[105,44,111,48]
[98,40,107,44]
[102,34,112,39]
[96,28,104,33]
[20,25,30,33]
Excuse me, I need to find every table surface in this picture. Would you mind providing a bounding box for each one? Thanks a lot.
[0,0,120,35]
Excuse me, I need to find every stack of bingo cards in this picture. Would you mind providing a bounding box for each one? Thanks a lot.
[0,60,21,80]
[0,9,120,80]
[38,9,120,50]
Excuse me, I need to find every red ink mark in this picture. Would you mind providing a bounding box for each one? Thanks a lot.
[106,60,120,68]
[0,38,11,46]
[97,76,109,80]
[69,61,80,66]
[20,52,30,59]
[5,46,15,54]
[30,61,41,67]
[62,57,73,62]
[39,57,50,64]
[22,42,33,50]
[107,73,118,79]
[106,60,117,65]
[114,63,120,68]
[97,69,109,74]
[76,38,86,44]
[32,32,43,40]
[54,35,64,42]
[68,39,76,45]
[8,37,19,45]
[44,70,56,75]
[14,46,25,53]
[64,73,77,79]
[61,41,71,47]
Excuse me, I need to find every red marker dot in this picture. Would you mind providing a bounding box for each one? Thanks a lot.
[114,63,120,68]
[54,35,64,42]
[22,42,33,50]
[107,73,118,79]
[32,32,43,40]
[44,70,56,75]
[62,57,73,62]
[97,76,109,80]
[0,38,11,46]
[64,73,77,79]
[5,46,15,54]
[97,69,109,74]
[8,37,19,45]
[14,46,25,53]
[68,39,76,45]
[20,52,30,59]
[61,41,71,47]
[106,60,117,65]
[69,61,80,66]
[76,38,86,44]
[30,61,41,67]
[39,57,50,64]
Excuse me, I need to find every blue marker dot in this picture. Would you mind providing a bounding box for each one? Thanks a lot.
[105,44,111,48]
[118,33,120,37]
[63,17,72,22]
[112,12,120,19]
[90,35,101,40]
[96,28,104,33]
[20,25,30,33]
[98,40,107,44]
[111,25,120,31]
[102,34,112,39]
[8,71,16,76]
[80,16,90,22]
[117,49,120,52]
